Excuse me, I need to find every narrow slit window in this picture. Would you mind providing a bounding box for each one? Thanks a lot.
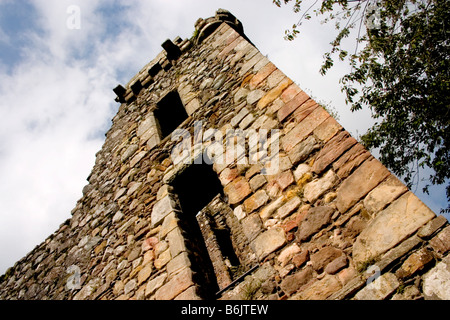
[154,91,188,139]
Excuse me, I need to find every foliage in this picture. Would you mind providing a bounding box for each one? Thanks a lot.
[274,0,450,213]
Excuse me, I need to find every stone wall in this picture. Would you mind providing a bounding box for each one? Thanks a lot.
[0,9,449,301]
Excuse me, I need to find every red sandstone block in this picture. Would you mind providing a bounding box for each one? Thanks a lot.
[278,91,310,122]
[292,99,318,123]
[281,107,330,152]
[281,83,303,103]
[312,131,358,174]
[249,62,277,89]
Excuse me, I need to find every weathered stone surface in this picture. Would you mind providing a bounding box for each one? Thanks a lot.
[244,189,269,213]
[257,77,292,109]
[429,225,450,255]
[276,170,295,191]
[396,248,433,279]
[251,227,286,260]
[294,274,342,300]
[312,131,357,174]
[353,192,435,265]
[333,143,371,179]
[363,175,408,215]
[259,196,285,221]
[275,196,301,219]
[121,144,139,163]
[155,268,194,300]
[241,214,263,242]
[277,91,310,122]
[325,255,348,275]
[174,286,202,300]
[310,247,345,273]
[167,252,191,275]
[287,135,320,165]
[277,243,301,267]
[249,62,277,89]
[336,158,390,214]
[353,272,400,300]
[166,227,187,257]
[280,266,314,295]
[423,255,450,300]
[297,206,334,241]
[224,176,252,204]
[145,273,167,297]
[417,215,448,238]
[137,263,153,285]
[303,170,339,204]
[281,107,330,152]
[313,116,342,142]
[151,196,178,227]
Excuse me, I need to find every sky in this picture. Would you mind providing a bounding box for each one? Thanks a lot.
[0,0,447,275]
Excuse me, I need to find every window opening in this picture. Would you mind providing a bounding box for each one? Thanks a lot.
[154,91,188,139]
[171,161,253,298]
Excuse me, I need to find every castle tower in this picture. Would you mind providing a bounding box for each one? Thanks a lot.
[1,9,449,301]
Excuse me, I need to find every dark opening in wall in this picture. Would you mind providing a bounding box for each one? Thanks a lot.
[154,91,189,139]
[171,162,244,298]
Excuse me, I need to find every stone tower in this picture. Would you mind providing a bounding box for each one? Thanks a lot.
[1,9,449,300]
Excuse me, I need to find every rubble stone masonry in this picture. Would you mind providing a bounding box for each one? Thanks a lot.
[0,9,449,300]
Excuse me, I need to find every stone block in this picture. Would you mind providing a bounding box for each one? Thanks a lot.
[280,266,314,295]
[396,248,433,279]
[354,272,400,300]
[167,252,191,276]
[287,135,320,166]
[167,227,187,258]
[336,158,390,214]
[137,263,153,285]
[121,144,139,163]
[257,77,292,109]
[137,115,157,138]
[353,192,435,265]
[281,107,330,152]
[312,131,357,174]
[219,167,240,186]
[224,176,252,205]
[242,213,263,242]
[277,243,301,267]
[259,196,285,221]
[230,106,249,126]
[277,91,310,122]
[276,170,295,191]
[186,98,201,115]
[281,83,303,103]
[249,62,277,89]
[145,273,167,297]
[417,215,448,238]
[294,274,342,300]
[246,89,265,105]
[249,174,266,191]
[174,286,202,300]
[325,255,348,275]
[303,170,339,204]
[313,116,342,142]
[363,175,408,215]
[297,206,334,241]
[151,196,178,227]
[155,268,194,300]
[244,189,269,213]
[310,247,345,273]
[429,225,450,255]
[423,254,450,300]
[251,227,286,260]
[332,143,371,179]
[275,196,301,219]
